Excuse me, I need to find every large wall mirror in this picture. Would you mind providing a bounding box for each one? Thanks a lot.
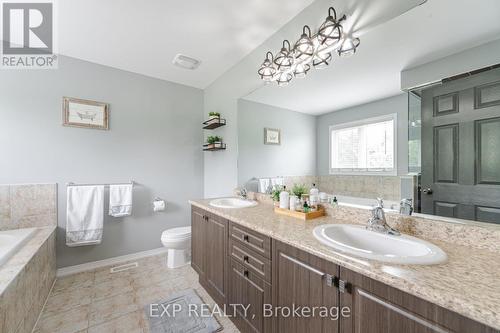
[409,66,500,223]
[236,54,500,226]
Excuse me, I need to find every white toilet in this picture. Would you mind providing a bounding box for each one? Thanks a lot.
[161,226,192,268]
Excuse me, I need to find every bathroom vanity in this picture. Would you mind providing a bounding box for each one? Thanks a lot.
[190,201,500,333]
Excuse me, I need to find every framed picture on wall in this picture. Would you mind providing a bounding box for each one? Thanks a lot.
[62,97,109,130]
[264,128,281,145]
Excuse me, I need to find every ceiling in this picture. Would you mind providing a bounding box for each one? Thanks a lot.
[243,0,500,115]
[56,0,315,89]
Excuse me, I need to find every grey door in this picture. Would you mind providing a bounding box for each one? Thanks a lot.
[421,68,500,223]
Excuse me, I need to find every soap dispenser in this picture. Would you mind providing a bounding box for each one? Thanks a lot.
[279,186,289,209]
[309,183,319,210]
[310,183,319,196]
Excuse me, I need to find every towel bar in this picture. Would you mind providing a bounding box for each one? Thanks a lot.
[66,180,135,187]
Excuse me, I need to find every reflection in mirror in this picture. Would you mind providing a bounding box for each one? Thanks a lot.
[237,62,500,225]
[410,66,500,224]
[237,92,411,212]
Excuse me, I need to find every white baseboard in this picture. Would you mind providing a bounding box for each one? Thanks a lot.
[56,247,169,277]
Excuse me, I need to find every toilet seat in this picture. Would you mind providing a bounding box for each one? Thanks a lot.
[161,226,191,241]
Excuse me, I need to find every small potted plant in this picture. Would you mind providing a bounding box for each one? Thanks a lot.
[208,111,220,121]
[206,135,223,149]
[270,185,285,207]
[291,183,308,199]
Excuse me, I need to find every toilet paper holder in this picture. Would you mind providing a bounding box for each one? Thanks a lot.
[153,197,166,212]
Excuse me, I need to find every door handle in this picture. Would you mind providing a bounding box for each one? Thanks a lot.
[422,187,433,195]
[243,235,249,242]
[243,255,249,263]
[243,270,249,277]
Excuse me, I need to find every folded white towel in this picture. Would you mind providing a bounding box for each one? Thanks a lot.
[66,185,104,247]
[258,178,271,193]
[109,184,133,217]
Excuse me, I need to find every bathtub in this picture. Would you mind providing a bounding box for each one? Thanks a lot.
[0,228,36,266]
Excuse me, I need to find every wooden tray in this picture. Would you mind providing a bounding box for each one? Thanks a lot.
[274,206,325,220]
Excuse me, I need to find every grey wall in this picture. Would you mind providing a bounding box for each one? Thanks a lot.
[237,100,316,185]
[401,38,500,90]
[0,56,204,268]
[316,93,408,176]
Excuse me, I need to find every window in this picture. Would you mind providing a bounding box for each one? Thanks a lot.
[329,114,397,174]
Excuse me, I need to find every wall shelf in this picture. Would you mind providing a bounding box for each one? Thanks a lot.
[203,117,226,130]
[203,142,226,151]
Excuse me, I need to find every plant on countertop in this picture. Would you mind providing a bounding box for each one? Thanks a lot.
[291,183,308,198]
[206,135,222,144]
[208,111,220,118]
[270,185,286,202]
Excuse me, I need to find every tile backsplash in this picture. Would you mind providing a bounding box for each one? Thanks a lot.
[318,175,401,201]
[0,183,57,230]
[279,175,401,201]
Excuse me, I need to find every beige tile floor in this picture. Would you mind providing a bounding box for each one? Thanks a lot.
[33,254,240,333]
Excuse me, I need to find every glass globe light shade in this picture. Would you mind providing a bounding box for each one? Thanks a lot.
[276,72,293,87]
[312,52,332,69]
[293,63,310,78]
[338,36,360,57]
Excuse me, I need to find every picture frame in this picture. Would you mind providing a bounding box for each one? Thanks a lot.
[62,97,109,130]
[264,127,281,145]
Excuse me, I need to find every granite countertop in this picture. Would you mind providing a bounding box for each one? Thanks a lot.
[190,199,500,330]
[0,226,56,295]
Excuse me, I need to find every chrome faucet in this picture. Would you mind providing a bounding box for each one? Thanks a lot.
[399,198,413,216]
[367,198,400,236]
[237,187,248,199]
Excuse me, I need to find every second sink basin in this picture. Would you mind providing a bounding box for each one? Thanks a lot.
[313,224,447,265]
[209,197,258,209]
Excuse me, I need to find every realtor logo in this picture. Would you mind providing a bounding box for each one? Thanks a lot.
[1,0,57,68]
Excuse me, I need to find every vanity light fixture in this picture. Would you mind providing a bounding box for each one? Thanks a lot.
[257,5,359,86]
[317,7,344,47]
[258,52,276,82]
[274,40,293,71]
[294,25,314,62]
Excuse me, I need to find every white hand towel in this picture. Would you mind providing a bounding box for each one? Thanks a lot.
[66,185,104,247]
[259,178,271,193]
[109,184,133,217]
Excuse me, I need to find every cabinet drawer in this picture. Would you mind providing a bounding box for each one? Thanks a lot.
[230,223,271,259]
[229,239,271,282]
[229,259,272,333]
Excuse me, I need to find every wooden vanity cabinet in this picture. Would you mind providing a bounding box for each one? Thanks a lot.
[339,267,497,333]
[191,206,497,333]
[272,240,340,333]
[191,206,228,306]
[228,223,273,333]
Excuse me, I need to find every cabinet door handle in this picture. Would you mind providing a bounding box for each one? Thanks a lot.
[243,235,249,242]
[243,255,249,263]
[243,270,249,277]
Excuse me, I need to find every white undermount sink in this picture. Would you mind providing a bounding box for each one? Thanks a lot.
[209,197,258,209]
[313,224,447,265]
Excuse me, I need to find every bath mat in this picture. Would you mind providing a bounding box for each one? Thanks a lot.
[144,288,222,333]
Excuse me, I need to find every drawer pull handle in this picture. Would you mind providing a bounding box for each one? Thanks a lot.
[243,235,249,242]
[243,270,249,277]
[243,255,249,262]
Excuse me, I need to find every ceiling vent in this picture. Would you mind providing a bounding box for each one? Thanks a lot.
[172,54,201,70]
